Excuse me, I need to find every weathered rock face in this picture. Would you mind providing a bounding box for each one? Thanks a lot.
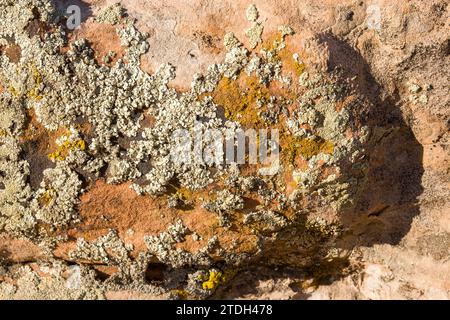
[0,0,448,300]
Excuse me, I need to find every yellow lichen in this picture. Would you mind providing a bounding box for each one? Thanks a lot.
[202,270,224,290]
[38,189,55,206]
[26,64,43,100]
[7,85,18,96]
[211,75,270,128]
[175,187,193,200]
[27,89,42,100]
[172,289,189,300]
[48,139,86,161]
[6,64,43,100]
[277,46,306,77]
[261,34,283,52]
[293,61,306,76]
[27,87,43,100]
[283,136,334,163]
[201,269,237,291]
[262,32,306,77]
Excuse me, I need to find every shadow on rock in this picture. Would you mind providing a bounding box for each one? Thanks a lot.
[218,32,424,299]
[318,32,424,247]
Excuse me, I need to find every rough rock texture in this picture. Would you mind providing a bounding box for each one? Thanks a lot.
[0,0,448,300]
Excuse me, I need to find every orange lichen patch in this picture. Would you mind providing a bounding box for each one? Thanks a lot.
[209,35,302,129]
[201,270,224,290]
[261,32,306,78]
[261,32,283,52]
[211,74,270,128]
[168,180,217,207]
[171,187,197,205]
[279,48,306,77]
[284,168,300,196]
[7,85,19,97]
[70,22,125,65]
[300,138,334,159]
[36,119,92,162]
[282,34,308,75]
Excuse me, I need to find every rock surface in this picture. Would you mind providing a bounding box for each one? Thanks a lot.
[0,0,448,299]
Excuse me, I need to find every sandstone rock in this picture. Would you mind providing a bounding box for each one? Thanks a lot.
[0,0,448,300]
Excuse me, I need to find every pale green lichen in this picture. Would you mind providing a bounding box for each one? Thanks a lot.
[202,269,224,290]
[95,3,126,25]
[246,4,259,22]
[33,163,82,227]
[246,22,264,49]
[203,190,244,227]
